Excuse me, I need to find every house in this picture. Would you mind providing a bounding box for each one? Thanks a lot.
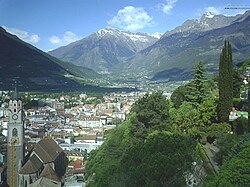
[29,165,61,187]
[18,138,68,187]
[67,159,85,176]
[78,117,101,128]
[75,135,97,143]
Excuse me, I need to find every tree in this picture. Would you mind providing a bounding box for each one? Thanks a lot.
[171,84,190,108]
[171,62,207,109]
[130,92,170,131]
[170,102,199,129]
[232,116,248,135]
[218,40,233,123]
[205,138,250,187]
[232,69,242,98]
[120,132,197,187]
[188,61,206,106]
[198,98,218,126]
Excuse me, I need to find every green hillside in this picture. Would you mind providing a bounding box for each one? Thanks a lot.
[0,27,103,92]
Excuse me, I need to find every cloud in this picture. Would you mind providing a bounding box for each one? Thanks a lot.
[49,31,79,45]
[157,0,178,15]
[63,31,78,43]
[3,26,40,43]
[108,6,153,31]
[49,36,61,44]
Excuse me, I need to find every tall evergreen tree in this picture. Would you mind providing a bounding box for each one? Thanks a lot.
[188,61,206,106]
[218,40,233,123]
[232,69,242,98]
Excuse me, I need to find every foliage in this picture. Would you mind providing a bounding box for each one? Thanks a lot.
[22,95,38,110]
[170,102,201,137]
[187,61,206,106]
[205,138,250,187]
[170,98,218,139]
[86,92,198,187]
[218,40,233,123]
[198,99,218,126]
[130,92,170,132]
[197,143,217,175]
[232,68,242,98]
[232,116,248,135]
[214,133,238,165]
[86,121,132,187]
[85,51,249,187]
[120,132,196,187]
[86,126,197,187]
[207,123,231,139]
[170,83,190,108]
[233,97,244,111]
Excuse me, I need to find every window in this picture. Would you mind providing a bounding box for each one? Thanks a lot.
[12,128,18,137]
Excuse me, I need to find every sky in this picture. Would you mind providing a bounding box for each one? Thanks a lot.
[0,0,248,51]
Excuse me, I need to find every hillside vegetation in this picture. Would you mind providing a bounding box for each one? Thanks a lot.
[0,27,102,92]
[85,44,250,186]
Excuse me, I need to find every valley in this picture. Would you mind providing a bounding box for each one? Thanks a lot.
[49,11,250,82]
[1,2,250,187]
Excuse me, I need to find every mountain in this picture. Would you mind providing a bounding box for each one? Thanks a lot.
[49,11,250,81]
[162,11,242,38]
[151,32,162,39]
[0,27,103,92]
[48,28,158,73]
[126,11,250,80]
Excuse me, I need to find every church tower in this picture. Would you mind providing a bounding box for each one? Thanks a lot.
[7,87,24,187]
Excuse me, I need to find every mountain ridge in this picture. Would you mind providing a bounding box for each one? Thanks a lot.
[0,27,103,92]
[48,27,158,73]
[48,11,250,81]
[125,10,250,79]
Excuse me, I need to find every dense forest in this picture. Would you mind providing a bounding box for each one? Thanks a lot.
[85,41,250,187]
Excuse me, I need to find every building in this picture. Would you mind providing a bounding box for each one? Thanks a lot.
[7,89,68,187]
[7,90,24,187]
[18,138,68,187]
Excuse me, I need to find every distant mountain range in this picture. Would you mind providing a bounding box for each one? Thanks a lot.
[0,27,122,92]
[49,11,250,80]
[1,11,249,91]
[128,11,250,80]
[48,28,159,73]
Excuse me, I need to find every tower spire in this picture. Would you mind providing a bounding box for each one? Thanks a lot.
[14,82,18,100]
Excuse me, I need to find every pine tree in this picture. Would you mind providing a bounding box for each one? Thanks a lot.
[218,40,233,123]
[187,61,206,106]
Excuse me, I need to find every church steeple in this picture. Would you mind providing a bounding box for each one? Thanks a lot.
[7,85,24,187]
[13,82,19,101]
[14,83,18,100]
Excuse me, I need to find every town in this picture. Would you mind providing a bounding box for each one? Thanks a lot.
[0,89,170,186]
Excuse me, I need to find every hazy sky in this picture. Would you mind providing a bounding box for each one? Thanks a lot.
[0,0,247,51]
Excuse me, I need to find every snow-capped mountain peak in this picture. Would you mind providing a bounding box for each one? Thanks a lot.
[151,32,162,39]
[95,27,158,43]
[205,11,215,19]
[96,27,120,37]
